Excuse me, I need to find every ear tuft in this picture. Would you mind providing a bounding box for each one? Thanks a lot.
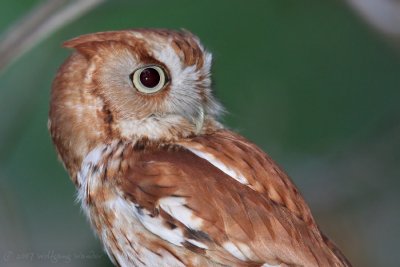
[63,31,117,48]
[62,31,133,58]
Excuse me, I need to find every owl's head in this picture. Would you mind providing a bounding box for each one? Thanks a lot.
[49,29,223,179]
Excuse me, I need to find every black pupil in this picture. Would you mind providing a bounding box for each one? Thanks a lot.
[140,68,160,88]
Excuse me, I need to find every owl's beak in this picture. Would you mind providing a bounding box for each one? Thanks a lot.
[193,106,204,134]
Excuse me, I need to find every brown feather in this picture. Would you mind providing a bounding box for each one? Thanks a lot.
[114,137,348,266]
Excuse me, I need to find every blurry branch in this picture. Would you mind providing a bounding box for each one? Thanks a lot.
[0,0,105,72]
[347,0,400,39]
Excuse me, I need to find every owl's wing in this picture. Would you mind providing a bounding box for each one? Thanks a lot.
[118,130,349,267]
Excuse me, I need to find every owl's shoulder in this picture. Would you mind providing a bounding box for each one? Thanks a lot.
[76,130,345,266]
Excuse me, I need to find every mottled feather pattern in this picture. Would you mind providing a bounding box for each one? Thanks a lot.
[74,131,348,266]
[49,29,351,266]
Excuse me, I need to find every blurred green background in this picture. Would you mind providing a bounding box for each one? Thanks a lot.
[1,0,399,266]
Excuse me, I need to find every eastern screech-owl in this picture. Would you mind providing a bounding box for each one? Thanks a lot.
[49,29,351,267]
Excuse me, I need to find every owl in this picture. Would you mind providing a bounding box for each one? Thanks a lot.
[48,29,351,267]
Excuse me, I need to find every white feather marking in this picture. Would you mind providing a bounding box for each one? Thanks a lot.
[236,242,258,262]
[187,239,208,249]
[185,147,249,185]
[104,196,186,267]
[132,204,185,246]
[77,145,104,185]
[159,196,203,229]
[223,241,280,265]
[77,145,108,216]
[223,242,248,261]
[261,263,280,267]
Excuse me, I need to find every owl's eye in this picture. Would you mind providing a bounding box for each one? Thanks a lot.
[131,66,167,94]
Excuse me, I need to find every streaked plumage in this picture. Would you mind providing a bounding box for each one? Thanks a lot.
[49,29,351,267]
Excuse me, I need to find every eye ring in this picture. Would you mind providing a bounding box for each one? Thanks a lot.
[131,65,167,94]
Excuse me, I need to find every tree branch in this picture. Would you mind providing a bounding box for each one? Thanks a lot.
[347,0,400,37]
[0,0,105,72]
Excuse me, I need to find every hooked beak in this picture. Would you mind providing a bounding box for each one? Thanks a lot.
[193,106,204,134]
